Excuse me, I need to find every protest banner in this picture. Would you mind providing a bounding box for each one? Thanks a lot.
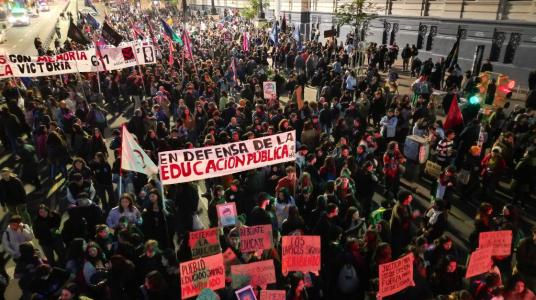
[239,225,273,253]
[479,230,513,256]
[231,260,276,289]
[159,131,296,185]
[197,288,220,300]
[1,44,156,79]
[180,254,225,299]
[425,161,442,178]
[189,228,222,259]
[217,202,237,226]
[465,247,494,278]
[281,235,321,276]
[235,285,257,300]
[263,81,276,99]
[260,290,286,300]
[379,253,413,297]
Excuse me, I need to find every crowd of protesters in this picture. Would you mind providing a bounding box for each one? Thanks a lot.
[0,2,535,300]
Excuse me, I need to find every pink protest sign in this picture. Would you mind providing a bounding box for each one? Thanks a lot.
[466,247,494,278]
[479,230,513,256]
[239,225,273,253]
[281,235,321,276]
[379,253,413,297]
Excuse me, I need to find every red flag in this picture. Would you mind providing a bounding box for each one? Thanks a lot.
[167,36,174,66]
[93,37,108,72]
[444,94,464,130]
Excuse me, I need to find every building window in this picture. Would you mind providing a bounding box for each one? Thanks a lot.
[504,33,521,64]
[490,31,506,62]
[417,25,428,50]
[426,25,437,51]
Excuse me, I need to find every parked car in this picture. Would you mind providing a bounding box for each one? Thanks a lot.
[8,9,31,26]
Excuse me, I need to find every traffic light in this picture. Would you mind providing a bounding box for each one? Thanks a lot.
[495,75,515,108]
[473,73,490,105]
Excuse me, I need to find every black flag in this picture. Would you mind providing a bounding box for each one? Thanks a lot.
[102,22,123,46]
[67,21,90,45]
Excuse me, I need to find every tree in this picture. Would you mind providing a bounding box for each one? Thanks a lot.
[243,0,269,20]
[334,0,384,42]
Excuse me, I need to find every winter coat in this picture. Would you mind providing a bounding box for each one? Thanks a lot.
[2,224,34,258]
[106,206,142,229]
[301,129,316,151]
[0,176,27,206]
[33,212,62,246]
[380,115,397,138]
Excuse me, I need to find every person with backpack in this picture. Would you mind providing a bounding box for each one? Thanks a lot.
[85,103,108,134]
[1,215,34,261]
[0,168,32,226]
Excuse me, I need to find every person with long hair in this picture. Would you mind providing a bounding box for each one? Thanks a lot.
[493,204,519,282]
[160,248,181,299]
[88,128,106,160]
[275,187,296,229]
[343,206,365,240]
[33,204,66,267]
[427,234,459,273]
[45,130,70,180]
[370,242,392,279]
[35,125,48,160]
[106,193,142,229]
[14,242,44,300]
[287,272,308,300]
[281,205,307,236]
[82,242,108,289]
[90,152,114,211]
[430,255,467,295]
[390,190,419,258]
[319,157,337,182]
[141,189,174,250]
[139,270,171,299]
[376,219,392,246]
[469,202,494,251]
[65,238,87,277]
[105,255,138,300]
[356,161,378,219]
[420,198,448,243]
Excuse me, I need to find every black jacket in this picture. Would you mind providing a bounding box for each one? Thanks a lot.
[0,176,26,206]
[33,212,62,245]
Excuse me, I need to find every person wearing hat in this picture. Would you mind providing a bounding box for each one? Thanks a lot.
[481,146,506,199]
[390,190,420,258]
[420,198,448,242]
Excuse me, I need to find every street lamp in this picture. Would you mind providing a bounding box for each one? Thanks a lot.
[211,0,217,14]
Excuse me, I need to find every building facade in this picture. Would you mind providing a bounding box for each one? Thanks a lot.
[188,0,536,85]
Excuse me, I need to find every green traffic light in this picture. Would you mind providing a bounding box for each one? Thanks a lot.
[469,95,481,105]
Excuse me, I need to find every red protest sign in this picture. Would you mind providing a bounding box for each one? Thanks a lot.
[231,260,276,289]
[379,253,414,297]
[239,225,273,253]
[465,247,494,278]
[260,290,286,300]
[189,228,222,259]
[479,230,513,256]
[180,254,225,299]
[281,235,321,276]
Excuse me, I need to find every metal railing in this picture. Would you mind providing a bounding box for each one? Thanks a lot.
[516,83,529,100]
[43,0,71,50]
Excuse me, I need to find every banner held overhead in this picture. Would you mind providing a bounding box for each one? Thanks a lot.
[159,131,296,185]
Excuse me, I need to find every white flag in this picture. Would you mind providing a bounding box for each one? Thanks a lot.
[121,124,158,175]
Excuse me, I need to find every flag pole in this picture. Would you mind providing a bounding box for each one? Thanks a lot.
[119,123,124,197]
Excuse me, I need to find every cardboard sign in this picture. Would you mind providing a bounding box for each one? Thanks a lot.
[223,248,239,276]
[159,131,296,184]
[379,253,414,297]
[425,161,442,178]
[217,202,237,226]
[197,288,220,300]
[260,290,286,300]
[465,247,494,278]
[263,81,276,99]
[479,230,513,256]
[324,29,337,38]
[239,225,273,253]
[189,228,222,259]
[180,254,225,299]
[281,235,321,276]
[231,260,276,289]
[235,285,257,300]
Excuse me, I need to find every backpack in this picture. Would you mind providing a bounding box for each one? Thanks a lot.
[420,81,430,94]
[338,263,359,293]
[326,170,336,181]
[95,110,106,124]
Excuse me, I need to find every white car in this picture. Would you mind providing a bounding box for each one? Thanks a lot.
[0,30,6,44]
[39,2,50,11]
[9,9,31,26]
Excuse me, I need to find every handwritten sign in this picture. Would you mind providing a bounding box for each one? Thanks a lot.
[425,160,442,178]
[479,230,513,256]
[180,254,225,299]
[379,253,413,297]
[217,202,237,226]
[235,285,257,300]
[231,260,276,289]
[263,81,276,100]
[197,288,220,300]
[465,247,494,278]
[281,235,321,276]
[260,290,286,300]
[189,228,222,259]
[240,225,273,253]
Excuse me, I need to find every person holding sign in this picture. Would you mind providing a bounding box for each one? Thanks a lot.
[389,190,420,258]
